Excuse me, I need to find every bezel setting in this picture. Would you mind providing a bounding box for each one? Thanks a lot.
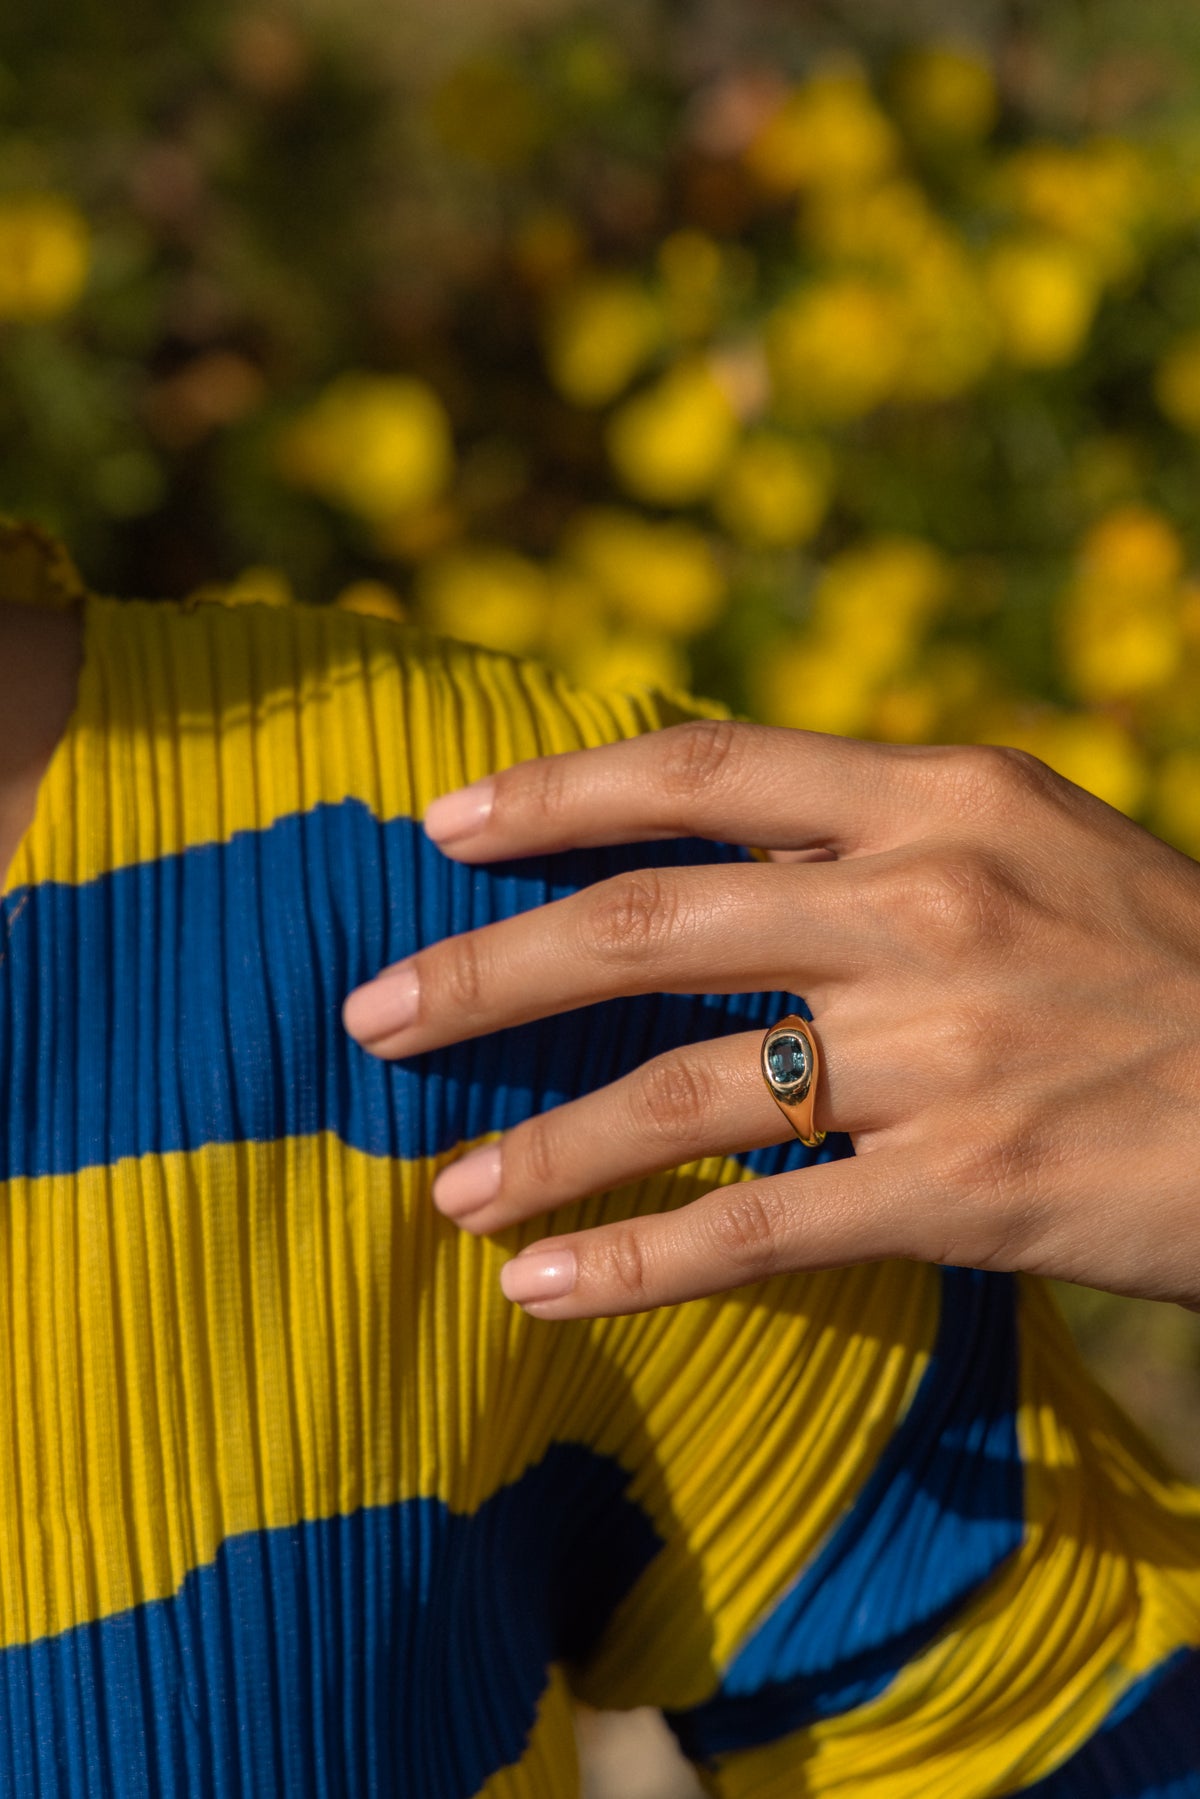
[762,1026,814,1101]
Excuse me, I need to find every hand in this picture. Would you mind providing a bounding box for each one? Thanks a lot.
[342,720,1200,1319]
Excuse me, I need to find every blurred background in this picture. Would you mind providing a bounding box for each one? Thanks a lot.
[3,2,1200,1789]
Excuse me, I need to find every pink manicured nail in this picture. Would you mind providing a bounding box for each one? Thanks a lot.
[433,1143,502,1218]
[342,961,420,1042]
[500,1247,577,1307]
[424,778,495,845]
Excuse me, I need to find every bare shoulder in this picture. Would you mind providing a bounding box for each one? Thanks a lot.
[0,599,84,883]
[0,599,83,773]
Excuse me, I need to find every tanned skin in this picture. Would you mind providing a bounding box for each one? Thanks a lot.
[0,600,84,892]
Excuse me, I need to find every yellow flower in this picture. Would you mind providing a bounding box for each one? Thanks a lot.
[990,711,1146,815]
[869,678,941,744]
[745,69,899,195]
[750,539,948,736]
[1155,332,1200,435]
[804,178,940,268]
[1060,507,1184,703]
[544,275,660,408]
[800,190,994,402]
[277,374,454,523]
[417,547,550,657]
[541,569,610,671]
[1154,748,1200,858]
[606,361,738,505]
[998,139,1149,281]
[334,580,407,623]
[1078,506,1184,589]
[984,238,1099,368]
[0,193,90,321]
[714,434,832,547]
[1062,596,1181,703]
[566,630,691,696]
[749,637,876,736]
[870,646,993,743]
[892,238,995,401]
[892,46,998,145]
[813,537,949,681]
[766,277,905,421]
[429,57,546,170]
[540,570,698,696]
[565,508,726,637]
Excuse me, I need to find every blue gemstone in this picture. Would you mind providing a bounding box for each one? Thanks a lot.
[766,1032,811,1091]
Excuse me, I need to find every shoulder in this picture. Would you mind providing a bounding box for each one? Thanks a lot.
[123,584,731,794]
[0,597,83,761]
[0,521,88,893]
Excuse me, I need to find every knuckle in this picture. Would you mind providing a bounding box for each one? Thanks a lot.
[953,1131,1025,1196]
[512,753,572,830]
[514,1109,559,1191]
[636,1055,715,1149]
[439,930,485,1014]
[706,1182,782,1276]
[942,743,1055,820]
[895,848,1017,957]
[594,1225,654,1305]
[587,871,673,963]
[931,999,1007,1090]
[657,718,740,800]
[933,1132,1041,1267]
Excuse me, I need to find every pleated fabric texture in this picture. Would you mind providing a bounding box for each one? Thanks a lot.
[1,528,1199,1797]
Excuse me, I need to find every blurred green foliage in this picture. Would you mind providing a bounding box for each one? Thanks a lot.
[3,0,1200,1462]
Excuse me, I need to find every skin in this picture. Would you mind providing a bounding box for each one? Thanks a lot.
[0,599,83,893]
[342,718,1200,1320]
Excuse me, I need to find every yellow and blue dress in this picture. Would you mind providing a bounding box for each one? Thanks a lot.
[1,520,1198,1797]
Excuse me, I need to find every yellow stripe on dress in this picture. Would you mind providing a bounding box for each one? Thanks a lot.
[703,1279,1200,1798]
[0,1132,935,1701]
[5,590,729,893]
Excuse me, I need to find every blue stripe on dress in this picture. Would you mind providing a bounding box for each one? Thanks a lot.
[0,1443,662,1799]
[0,800,847,1183]
[1015,1647,1200,1799]
[667,1266,1024,1760]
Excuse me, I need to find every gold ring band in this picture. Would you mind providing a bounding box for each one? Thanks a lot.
[761,1014,827,1149]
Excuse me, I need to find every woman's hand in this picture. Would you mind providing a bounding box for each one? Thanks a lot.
[342,720,1200,1319]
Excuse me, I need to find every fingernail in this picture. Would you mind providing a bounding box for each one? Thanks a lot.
[433,1143,502,1218]
[342,961,420,1042]
[424,778,495,845]
[500,1247,577,1307]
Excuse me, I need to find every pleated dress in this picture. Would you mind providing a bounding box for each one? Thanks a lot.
[1,520,1198,1797]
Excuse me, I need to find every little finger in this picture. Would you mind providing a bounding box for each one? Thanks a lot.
[495,1148,936,1318]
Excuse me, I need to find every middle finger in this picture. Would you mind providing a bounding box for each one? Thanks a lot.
[342,858,881,1058]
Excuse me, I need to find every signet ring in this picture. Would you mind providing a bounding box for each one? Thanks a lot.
[761,1014,827,1149]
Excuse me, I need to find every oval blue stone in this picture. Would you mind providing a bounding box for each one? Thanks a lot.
[766,1032,811,1091]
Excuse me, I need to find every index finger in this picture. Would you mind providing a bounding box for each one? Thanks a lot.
[421,720,968,862]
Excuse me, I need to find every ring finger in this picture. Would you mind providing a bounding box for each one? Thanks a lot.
[431,1017,888,1234]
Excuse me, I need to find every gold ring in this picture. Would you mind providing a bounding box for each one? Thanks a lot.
[761,1014,827,1149]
